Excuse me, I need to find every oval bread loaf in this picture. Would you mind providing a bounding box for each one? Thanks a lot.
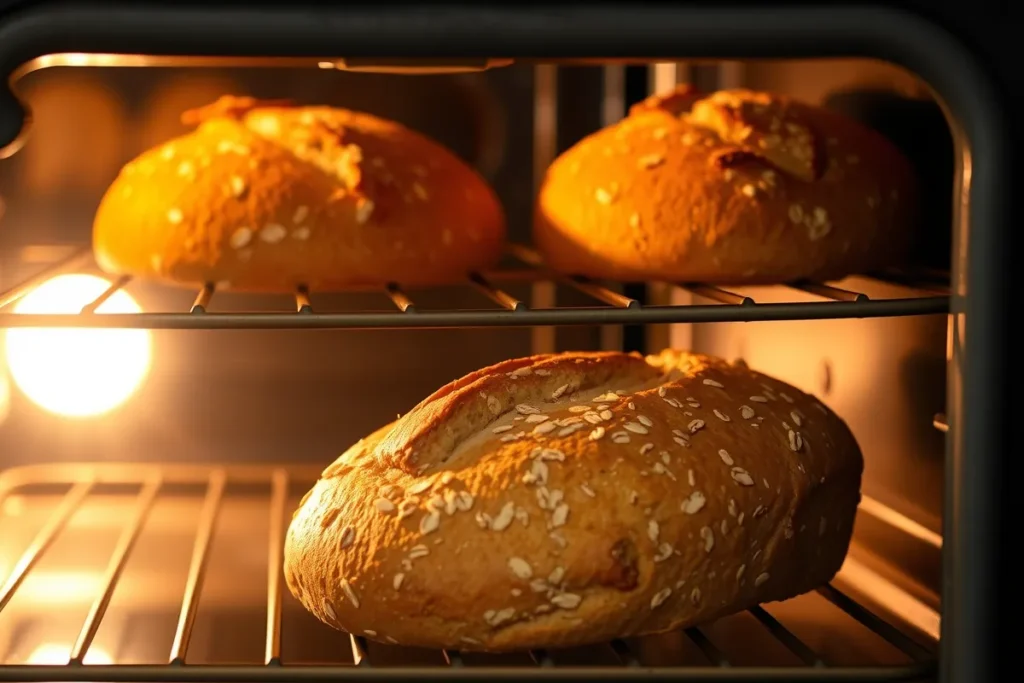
[93,96,506,292]
[534,85,918,284]
[284,350,863,651]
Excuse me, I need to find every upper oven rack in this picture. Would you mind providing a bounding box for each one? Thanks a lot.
[0,463,937,682]
[0,244,949,330]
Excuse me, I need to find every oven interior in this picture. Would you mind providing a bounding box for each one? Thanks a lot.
[0,53,957,681]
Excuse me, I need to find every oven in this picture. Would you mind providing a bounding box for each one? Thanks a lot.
[0,3,1011,682]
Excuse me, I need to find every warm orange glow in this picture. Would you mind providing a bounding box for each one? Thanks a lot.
[26,643,112,665]
[4,274,152,418]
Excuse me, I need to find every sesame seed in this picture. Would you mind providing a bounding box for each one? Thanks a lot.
[731,468,755,486]
[229,227,252,249]
[637,415,653,427]
[788,430,803,452]
[340,527,355,548]
[323,601,336,620]
[551,503,570,527]
[702,378,724,388]
[552,384,570,399]
[456,491,474,511]
[700,526,715,552]
[629,213,641,229]
[355,199,374,224]
[611,433,630,444]
[558,423,586,437]
[718,449,734,466]
[658,386,667,397]
[681,491,706,514]
[508,557,533,579]
[583,412,602,425]
[655,543,673,562]
[419,511,440,535]
[551,593,582,609]
[486,395,502,415]
[713,409,730,422]
[624,422,649,434]
[524,414,549,424]
[741,184,757,197]
[589,427,606,441]
[580,484,596,497]
[548,566,565,584]
[595,187,615,204]
[648,520,659,542]
[780,392,794,403]
[412,182,429,200]
[568,405,589,413]
[690,587,702,604]
[750,395,768,403]
[374,498,395,513]
[688,419,705,433]
[492,502,516,531]
[293,227,310,240]
[393,573,405,590]
[599,409,614,421]
[640,443,654,455]
[788,204,804,224]
[638,153,665,169]
[652,127,667,140]
[651,588,672,609]
[740,405,755,420]
[790,411,803,427]
[229,175,246,197]
[755,572,770,587]
[492,425,513,434]
[485,607,516,626]
[673,436,689,448]
[167,208,184,224]
[736,565,746,581]
[593,393,619,403]
[260,223,287,243]
[516,403,540,415]
[340,579,360,608]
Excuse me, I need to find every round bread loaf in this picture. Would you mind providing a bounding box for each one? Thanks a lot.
[284,349,863,651]
[534,86,918,284]
[93,96,505,292]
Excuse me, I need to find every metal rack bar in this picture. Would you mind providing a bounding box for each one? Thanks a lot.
[529,650,554,667]
[169,470,227,665]
[608,639,640,667]
[70,477,162,664]
[384,283,417,313]
[0,247,92,310]
[0,297,950,330]
[442,651,464,667]
[680,284,754,307]
[748,606,823,666]
[294,287,313,315]
[816,585,932,662]
[685,628,731,667]
[265,470,288,666]
[349,635,368,667]
[506,244,639,309]
[469,272,526,311]
[190,284,215,314]
[0,480,93,614]
[80,275,132,314]
[787,282,868,303]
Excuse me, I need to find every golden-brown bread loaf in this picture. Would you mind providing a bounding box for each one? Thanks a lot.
[284,349,863,651]
[93,96,505,292]
[534,85,918,284]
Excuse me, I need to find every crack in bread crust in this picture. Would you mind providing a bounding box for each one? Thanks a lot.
[285,350,864,652]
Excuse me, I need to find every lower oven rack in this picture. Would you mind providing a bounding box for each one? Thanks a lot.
[0,245,949,330]
[0,464,937,682]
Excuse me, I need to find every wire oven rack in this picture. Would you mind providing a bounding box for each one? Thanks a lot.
[0,245,949,330]
[0,463,936,682]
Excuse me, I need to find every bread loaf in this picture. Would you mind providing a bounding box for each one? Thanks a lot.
[284,349,863,651]
[534,85,918,284]
[93,96,505,292]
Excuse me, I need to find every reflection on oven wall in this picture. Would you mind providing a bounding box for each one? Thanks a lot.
[0,64,549,465]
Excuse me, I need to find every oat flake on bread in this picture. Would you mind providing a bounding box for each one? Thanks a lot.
[284,349,863,651]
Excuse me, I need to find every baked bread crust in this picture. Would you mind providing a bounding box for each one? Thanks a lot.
[284,350,863,651]
[534,86,918,284]
[93,96,505,292]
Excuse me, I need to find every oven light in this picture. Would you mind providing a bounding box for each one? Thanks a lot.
[26,643,112,665]
[3,274,152,418]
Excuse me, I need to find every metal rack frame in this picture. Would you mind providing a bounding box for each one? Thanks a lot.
[0,245,949,331]
[0,464,936,682]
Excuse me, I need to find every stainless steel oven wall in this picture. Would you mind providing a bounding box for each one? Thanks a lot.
[666,59,950,611]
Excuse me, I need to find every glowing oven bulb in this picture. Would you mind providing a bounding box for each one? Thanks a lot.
[3,274,152,418]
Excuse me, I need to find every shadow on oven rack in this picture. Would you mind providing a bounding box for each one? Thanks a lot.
[0,244,950,331]
[0,463,936,682]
